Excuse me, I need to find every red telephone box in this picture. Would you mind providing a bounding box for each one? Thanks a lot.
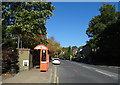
[34,45,49,72]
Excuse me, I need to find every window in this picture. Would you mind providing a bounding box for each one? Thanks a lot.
[42,50,46,61]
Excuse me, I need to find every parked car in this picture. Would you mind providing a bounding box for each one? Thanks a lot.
[52,58,60,65]
[51,58,55,61]
[76,58,80,62]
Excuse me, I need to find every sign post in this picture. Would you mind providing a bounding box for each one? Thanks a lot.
[34,45,49,72]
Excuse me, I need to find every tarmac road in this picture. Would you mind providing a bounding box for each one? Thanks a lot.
[53,60,118,83]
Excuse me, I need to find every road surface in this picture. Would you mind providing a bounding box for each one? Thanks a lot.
[2,60,119,84]
[53,60,118,83]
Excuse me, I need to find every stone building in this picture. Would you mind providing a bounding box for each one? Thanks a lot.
[17,48,33,71]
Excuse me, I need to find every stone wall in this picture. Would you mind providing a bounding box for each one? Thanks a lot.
[17,48,33,71]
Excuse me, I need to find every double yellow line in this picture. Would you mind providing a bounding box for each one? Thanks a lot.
[54,67,59,84]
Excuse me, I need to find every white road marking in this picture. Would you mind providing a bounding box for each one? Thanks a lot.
[81,65,118,79]
[54,67,57,83]
[69,61,118,79]
[82,66,91,69]
[95,70,114,77]
[57,76,59,84]
[95,69,118,78]
[49,71,53,83]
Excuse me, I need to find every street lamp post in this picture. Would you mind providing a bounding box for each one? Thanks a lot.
[70,46,72,61]
[17,36,20,48]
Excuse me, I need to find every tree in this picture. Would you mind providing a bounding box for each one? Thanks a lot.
[86,3,120,65]
[2,2,55,49]
[47,37,62,58]
[72,46,77,50]
[86,4,117,38]
[60,46,72,60]
[2,2,55,73]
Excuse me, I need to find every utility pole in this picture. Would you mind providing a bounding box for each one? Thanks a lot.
[20,36,22,48]
[69,46,72,61]
[17,36,20,48]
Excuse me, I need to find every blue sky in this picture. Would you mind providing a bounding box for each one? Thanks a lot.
[46,2,118,47]
[46,0,119,2]
[1,0,119,2]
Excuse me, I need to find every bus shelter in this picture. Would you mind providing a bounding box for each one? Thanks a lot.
[34,45,49,72]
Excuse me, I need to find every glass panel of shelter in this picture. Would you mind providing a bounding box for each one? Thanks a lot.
[42,50,46,61]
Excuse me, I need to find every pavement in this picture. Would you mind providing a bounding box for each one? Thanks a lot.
[2,62,54,83]
[0,76,2,85]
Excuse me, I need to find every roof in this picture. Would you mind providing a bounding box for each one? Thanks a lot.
[17,48,30,51]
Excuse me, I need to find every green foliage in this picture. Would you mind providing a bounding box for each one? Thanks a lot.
[99,3,116,24]
[72,46,77,50]
[2,2,55,49]
[86,4,117,38]
[2,2,55,73]
[60,46,73,60]
[86,3,120,65]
